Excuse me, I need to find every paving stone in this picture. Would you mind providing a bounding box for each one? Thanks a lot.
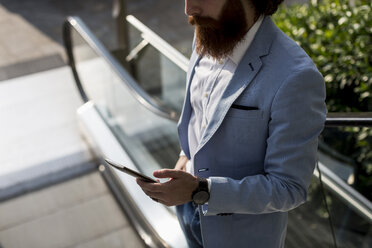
[0,67,87,183]
[0,70,8,81]
[0,172,108,231]
[39,43,65,58]
[73,227,145,248]
[0,194,130,248]
[0,54,65,80]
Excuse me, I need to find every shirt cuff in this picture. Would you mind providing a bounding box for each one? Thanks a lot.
[202,179,211,212]
[179,150,186,157]
[207,178,211,192]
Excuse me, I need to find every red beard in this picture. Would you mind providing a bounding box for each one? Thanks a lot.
[188,0,248,60]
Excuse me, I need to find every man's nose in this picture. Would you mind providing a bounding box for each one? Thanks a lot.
[185,0,201,16]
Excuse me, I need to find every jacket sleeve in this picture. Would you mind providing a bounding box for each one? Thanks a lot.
[204,67,327,215]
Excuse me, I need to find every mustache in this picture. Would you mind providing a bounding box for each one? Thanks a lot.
[188,16,221,29]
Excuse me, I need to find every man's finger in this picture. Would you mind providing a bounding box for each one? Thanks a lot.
[157,199,171,206]
[143,189,164,198]
[153,169,185,179]
[136,179,162,192]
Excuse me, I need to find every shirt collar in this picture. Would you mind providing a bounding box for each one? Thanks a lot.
[228,15,264,65]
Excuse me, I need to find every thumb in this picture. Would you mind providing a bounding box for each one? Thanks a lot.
[153,169,184,179]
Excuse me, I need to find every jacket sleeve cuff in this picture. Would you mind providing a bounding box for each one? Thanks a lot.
[201,177,228,216]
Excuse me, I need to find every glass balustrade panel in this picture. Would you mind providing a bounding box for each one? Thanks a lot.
[126,25,188,113]
[71,28,180,179]
[319,126,372,247]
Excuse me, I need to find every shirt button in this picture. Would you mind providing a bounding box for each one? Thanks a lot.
[204,93,209,98]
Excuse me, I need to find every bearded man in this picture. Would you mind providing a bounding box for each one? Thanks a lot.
[137,0,327,247]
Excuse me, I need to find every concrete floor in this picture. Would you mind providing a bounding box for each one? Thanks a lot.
[0,172,145,248]
[0,66,94,200]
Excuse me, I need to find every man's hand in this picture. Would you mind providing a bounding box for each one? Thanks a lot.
[136,169,198,206]
[174,155,188,171]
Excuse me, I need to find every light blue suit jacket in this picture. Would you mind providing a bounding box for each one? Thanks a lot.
[178,16,327,247]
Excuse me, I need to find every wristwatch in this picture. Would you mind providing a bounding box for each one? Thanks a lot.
[192,178,210,205]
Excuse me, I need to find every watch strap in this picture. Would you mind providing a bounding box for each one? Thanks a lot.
[192,178,210,205]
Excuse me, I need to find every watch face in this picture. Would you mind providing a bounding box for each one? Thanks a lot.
[193,191,210,205]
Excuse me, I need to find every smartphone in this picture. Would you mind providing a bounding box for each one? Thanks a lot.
[104,158,157,183]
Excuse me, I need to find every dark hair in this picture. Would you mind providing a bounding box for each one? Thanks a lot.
[250,0,284,16]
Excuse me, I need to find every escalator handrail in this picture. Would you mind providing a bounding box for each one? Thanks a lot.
[326,112,372,127]
[63,16,179,122]
[316,161,372,222]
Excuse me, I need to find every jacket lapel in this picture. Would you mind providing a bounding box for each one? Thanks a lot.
[177,49,201,158]
[195,17,276,154]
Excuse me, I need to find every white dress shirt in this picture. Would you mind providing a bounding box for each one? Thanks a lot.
[181,16,264,188]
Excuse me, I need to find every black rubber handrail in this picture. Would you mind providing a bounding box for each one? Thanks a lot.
[326,112,372,127]
[63,17,89,103]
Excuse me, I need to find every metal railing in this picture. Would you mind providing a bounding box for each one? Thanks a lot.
[326,112,372,127]
[126,15,189,72]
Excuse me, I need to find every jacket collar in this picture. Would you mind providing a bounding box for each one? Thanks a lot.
[228,15,265,65]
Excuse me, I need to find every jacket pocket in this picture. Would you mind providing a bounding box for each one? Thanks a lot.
[226,108,263,119]
[231,104,259,111]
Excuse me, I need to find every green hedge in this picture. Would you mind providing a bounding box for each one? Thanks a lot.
[273,0,371,200]
[274,0,371,112]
